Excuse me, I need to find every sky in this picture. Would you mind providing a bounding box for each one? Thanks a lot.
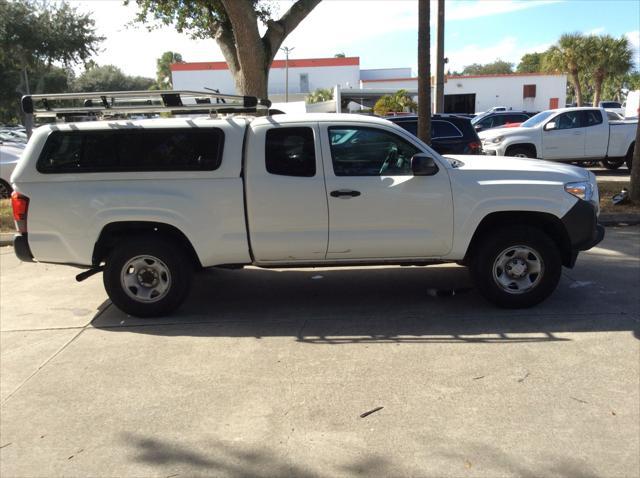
[66,0,640,78]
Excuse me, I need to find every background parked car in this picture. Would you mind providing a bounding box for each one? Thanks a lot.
[599,101,625,116]
[471,111,536,133]
[387,114,482,155]
[0,142,24,198]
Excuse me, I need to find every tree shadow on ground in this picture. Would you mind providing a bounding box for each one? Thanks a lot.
[121,432,618,478]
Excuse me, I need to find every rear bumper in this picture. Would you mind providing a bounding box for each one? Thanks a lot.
[13,233,35,262]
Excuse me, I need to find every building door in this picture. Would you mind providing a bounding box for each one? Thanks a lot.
[549,98,559,109]
[444,94,475,114]
[299,74,309,93]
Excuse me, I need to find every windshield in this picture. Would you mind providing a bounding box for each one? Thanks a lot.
[470,113,488,125]
[521,110,555,128]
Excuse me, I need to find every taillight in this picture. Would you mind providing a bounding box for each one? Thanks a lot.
[468,141,482,154]
[11,191,29,233]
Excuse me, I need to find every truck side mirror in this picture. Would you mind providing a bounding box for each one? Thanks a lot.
[411,154,439,176]
[544,121,557,131]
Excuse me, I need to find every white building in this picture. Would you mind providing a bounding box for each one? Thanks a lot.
[171,56,566,113]
[171,57,361,102]
[360,73,567,113]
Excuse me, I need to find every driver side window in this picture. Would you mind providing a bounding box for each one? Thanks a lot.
[328,126,420,176]
[554,111,581,130]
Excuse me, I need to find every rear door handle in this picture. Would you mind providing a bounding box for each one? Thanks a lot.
[330,189,361,198]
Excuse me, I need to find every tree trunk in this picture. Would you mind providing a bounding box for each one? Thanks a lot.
[232,66,269,98]
[630,121,640,203]
[417,0,431,144]
[592,73,604,107]
[570,70,582,106]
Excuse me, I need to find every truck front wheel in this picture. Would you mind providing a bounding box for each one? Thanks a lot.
[470,227,561,308]
[506,146,535,158]
[103,236,193,317]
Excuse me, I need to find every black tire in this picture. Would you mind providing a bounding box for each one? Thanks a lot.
[103,236,193,317]
[626,143,634,171]
[507,146,535,158]
[601,158,624,170]
[470,226,562,308]
[0,179,12,199]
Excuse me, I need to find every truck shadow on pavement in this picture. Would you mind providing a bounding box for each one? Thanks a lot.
[90,265,640,343]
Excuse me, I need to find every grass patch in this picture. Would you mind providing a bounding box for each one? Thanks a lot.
[0,199,14,232]
[598,181,640,215]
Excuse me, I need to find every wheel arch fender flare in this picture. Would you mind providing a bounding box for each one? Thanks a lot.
[92,221,202,269]
[463,210,573,267]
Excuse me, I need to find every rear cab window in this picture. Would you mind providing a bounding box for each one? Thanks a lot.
[265,127,316,177]
[37,128,225,173]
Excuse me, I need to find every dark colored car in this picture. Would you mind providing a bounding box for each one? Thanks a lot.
[387,114,482,155]
[471,111,536,133]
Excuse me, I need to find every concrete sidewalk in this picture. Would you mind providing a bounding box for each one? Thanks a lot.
[1,227,638,477]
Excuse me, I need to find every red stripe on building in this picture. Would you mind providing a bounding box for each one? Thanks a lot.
[171,57,360,72]
[360,72,565,83]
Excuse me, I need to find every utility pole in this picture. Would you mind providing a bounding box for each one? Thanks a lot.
[280,46,295,102]
[22,67,33,138]
[434,0,445,113]
[417,0,431,143]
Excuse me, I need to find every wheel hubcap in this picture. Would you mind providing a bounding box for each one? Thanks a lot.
[120,255,171,303]
[493,245,544,294]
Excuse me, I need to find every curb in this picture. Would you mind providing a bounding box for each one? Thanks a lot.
[598,214,640,226]
[0,232,13,246]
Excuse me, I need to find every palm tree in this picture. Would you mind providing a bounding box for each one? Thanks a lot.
[306,88,333,104]
[373,90,417,116]
[544,33,588,106]
[588,35,633,106]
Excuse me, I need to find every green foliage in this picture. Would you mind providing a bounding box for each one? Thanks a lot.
[543,32,634,106]
[517,52,545,73]
[155,51,184,89]
[127,0,274,39]
[306,88,333,104]
[334,53,346,58]
[0,0,103,121]
[73,64,154,92]
[462,60,513,75]
[373,90,417,116]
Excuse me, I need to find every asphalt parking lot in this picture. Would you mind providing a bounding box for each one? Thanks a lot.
[1,226,638,478]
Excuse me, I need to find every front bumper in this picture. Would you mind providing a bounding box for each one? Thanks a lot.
[561,200,605,267]
[13,233,35,262]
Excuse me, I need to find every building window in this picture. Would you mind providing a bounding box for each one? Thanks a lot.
[523,84,536,99]
[299,74,309,93]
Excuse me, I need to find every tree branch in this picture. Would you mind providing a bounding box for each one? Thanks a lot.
[262,0,322,65]
[206,6,239,74]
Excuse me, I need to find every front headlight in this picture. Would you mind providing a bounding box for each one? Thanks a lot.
[565,180,599,214]
[491,136,504,144]
[564,181,592,201]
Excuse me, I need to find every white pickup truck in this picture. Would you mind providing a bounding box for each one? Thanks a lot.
[10,91,604,317]
[479,107,636,170]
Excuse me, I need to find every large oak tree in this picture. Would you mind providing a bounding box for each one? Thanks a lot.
[130,0,322,98]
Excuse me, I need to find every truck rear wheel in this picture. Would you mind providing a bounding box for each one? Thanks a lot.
[470,227,561,308]
[103,236,193,317]
[601,158,624,169]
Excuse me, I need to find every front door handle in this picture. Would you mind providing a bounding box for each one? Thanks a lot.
[330,189,361,198]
